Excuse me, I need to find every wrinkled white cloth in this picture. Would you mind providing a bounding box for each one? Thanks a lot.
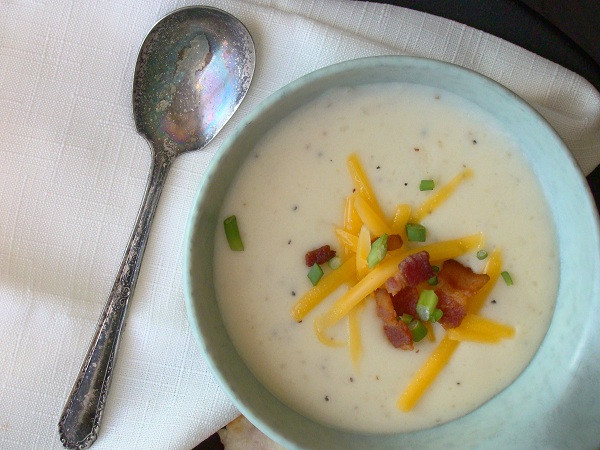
[0,0,598,448]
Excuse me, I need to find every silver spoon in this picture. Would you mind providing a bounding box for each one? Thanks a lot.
[58,7,254,449]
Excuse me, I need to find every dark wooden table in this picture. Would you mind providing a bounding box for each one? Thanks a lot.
[196,1,599,448]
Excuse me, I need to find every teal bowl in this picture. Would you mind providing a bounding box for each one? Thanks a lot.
[183,56,600,448]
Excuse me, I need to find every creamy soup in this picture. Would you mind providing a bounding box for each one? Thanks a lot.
[213,83,558,433]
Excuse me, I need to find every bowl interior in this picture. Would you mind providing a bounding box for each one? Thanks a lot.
[184,56,600,448]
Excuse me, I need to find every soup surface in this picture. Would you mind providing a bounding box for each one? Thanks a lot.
[213,82,558,433]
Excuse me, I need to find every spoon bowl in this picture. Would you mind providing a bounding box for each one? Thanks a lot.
[58,7,254,449]
[134,6,255,154]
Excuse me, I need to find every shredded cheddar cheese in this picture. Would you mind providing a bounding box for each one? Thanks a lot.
[468,248,502,314]
[347,153,386,220]
[354,195,393,237]
[397,336,459,411]
[335,228,359,255]
[410,168,474,223]
[315,234,483,332]
[398,248,506,411]
[355,225,371,279]
[343,192,362,235]
[292,154,515,416]
[314,320,346,347]
[291,258,356,322]
[348,300,365,368]
[392,203,412,243]
[447,314,515,343]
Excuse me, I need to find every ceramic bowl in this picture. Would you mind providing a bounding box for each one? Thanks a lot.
[183,56,600,449]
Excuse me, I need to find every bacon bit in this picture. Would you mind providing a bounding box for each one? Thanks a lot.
[375,288,397,323]
[370,234,403,250]
[391,286,419,317]
[435,286,469,328]
[305,245,336,267]
[437,259,489,291]
[375,289,413,350]
[387,234,403,251]
[385,251,435,295]
[434,260,490,328]
[400,251,435,286]
[384,322,414,351]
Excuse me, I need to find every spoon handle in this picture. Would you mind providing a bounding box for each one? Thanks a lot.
[58,150,173,449]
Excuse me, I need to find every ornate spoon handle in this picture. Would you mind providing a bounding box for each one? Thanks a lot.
[58,150,173,449]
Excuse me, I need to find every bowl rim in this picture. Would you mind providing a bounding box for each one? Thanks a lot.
[183,55,600,448]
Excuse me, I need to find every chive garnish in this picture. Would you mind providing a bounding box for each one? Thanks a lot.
[408,319,428,342]
[416,289,439,322]
[501,271,513,286]
[367,234,388,268]
[328,256,342,270]
[405,223,426,242]
[223,215,244,251]
[427,275,438,286]
[431,308,443,323]
[307,263,324,286]
[419,179,435,191]
[476,250,488,260]
[401,313,414,324]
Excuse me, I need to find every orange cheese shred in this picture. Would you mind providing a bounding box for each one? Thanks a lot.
[397,248,505,411]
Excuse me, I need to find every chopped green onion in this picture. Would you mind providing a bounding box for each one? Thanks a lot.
[476,249,488,260]
[431,265,440,273]
[328,256,342,270]
[416,289,439,322]
[427,275,438,286]
[401,313,413,324]
[431,308,443,323]
[408,319,428,342]
[501,271,514,286]
[419,179,435,191]
[405,223,426,242]
[307,263,324,286]
[367,234,388,268]
[223,215,244,251]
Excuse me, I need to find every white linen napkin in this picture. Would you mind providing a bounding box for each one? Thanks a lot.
[0,0,598,448]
